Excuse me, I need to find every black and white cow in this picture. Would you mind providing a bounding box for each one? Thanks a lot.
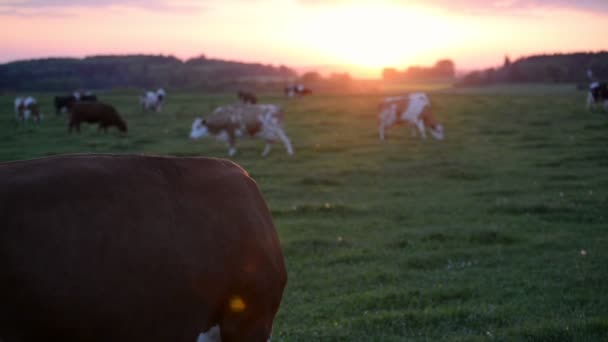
[284,84,312,98]
[587,82,608,111]
[55,91,97,115]
[141,88,166,112]
[378,92,444,141]
[0,154,287,342]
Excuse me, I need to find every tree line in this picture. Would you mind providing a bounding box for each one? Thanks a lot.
[457,52,608,87]
[0,54,298,92]
[382,60,456,82]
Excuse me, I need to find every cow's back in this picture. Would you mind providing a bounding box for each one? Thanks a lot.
[0,154,286,342]
[71,102,116,121]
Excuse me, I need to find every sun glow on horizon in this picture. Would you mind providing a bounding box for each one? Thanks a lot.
[1,0,608,78]
[289,3,470,76]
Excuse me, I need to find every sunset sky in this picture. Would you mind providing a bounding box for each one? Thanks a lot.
[0,0,607,78]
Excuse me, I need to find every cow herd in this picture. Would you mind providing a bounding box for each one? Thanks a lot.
[11,89,166,134]
[11,81,606,158]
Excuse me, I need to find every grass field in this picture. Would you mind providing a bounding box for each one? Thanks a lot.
[1,85,607,341]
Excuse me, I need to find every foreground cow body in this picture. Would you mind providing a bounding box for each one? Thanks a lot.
[69,102,127,133]
[14,96,41,123]
[378,93,444,141]
[587,82,608,111]
[190,103,294,157]
[0,154,287,342]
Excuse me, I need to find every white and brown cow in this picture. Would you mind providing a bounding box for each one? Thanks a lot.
[190,103,294,157]
[378,92,444,141]
[587,82,608,111]
[14,96,41,123]
[0,154,287,342]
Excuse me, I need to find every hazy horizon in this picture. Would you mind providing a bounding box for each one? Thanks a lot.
[1,0,607,78]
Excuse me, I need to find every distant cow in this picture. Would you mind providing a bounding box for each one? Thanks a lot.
[14,96,41,123]
[237,90,258,104]
[55,92,97,115]
[378,92,444,141]
[54,95,77,115]
[587,82,608,111]
[190,103,294,157]
[0,154,287,342]
[285,84,312,98]
[141,88,166,112]
[69,102,127,134]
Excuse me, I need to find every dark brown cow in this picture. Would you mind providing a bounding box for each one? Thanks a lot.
[68,102,127,133]
[0,154,287,342]
[237,90,258,104]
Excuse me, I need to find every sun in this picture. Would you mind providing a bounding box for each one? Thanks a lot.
[295,3,455,76]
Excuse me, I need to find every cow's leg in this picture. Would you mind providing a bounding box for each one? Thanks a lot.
[262,142,273,157]
[415,120,426,139]
[379,124,385,141]
[603,100,608,112]
[275,127,293,155]
[228,131,238,156]
[586,93,594,110]
[228,146,237,156]
[197,325,221,342]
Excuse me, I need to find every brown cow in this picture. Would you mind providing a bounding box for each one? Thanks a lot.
[0,154,287,342]
[237,90,258,104]
[68,102,127,133]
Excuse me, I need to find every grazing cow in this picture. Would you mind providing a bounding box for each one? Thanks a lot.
[587,82,608,111]
[378,92,444,141]
[69,102,127,134]
[14,96,41,123]
[237,90,258,104]
[284,84,312,98]
[0,154,287,342]
[190,103,294,157]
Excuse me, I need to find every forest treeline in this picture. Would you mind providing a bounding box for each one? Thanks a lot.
[457,52,608,87]
[0,54,297,92]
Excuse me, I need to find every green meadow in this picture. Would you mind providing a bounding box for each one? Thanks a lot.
[1,85,607,341]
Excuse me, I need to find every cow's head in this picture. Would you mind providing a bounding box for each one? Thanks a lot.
[116,118,128,133]
[190,117,209,139]
[429,124,444,140]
